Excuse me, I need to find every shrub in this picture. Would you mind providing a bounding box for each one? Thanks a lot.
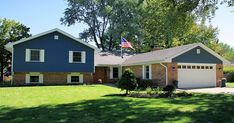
[163,85,176,97]
[117,69,138,95]
[153,87,163,95]
[224,66,234,82]
[138,79,153,89]
[172,80,178,88]
[146,87,153,95]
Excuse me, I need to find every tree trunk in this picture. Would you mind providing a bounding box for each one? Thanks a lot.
[0,62,3,82]
[126,90,129,95]
[99,37,105,51]
[108,35,113,51]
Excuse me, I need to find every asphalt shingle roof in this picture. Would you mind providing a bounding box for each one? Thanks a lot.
[122,43,199,65]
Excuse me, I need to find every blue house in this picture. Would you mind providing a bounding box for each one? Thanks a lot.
[5,28,229,88]
[5,28,97,85]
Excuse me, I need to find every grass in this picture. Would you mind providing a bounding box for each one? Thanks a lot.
[0,85,234,123]
[227,82,234,87]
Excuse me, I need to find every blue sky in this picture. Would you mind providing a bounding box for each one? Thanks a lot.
[0,0,233,47]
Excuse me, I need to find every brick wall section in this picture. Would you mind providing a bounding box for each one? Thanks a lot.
[166,63,178,85]
[123,65,143,78]
[13,72,27,85]
[13,72,93,85]
[151,64,166,86]
[216,64,223,87]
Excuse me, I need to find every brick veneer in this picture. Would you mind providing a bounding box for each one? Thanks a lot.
[216,64,223,87]
[13,72,93,85]
[123,63,177,87]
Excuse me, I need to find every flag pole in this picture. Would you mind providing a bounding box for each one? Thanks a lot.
[120,36,123,58]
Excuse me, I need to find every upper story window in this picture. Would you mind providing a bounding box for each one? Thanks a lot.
[197,49,201,54]
[73,52,82,62]
[25,49,45,62]
[69,51,86,63]
[30,50,40,61]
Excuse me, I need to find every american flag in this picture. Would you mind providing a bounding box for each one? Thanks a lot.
[121,37,133,49]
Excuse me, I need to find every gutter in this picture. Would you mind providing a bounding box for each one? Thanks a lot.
[160,63,168,86]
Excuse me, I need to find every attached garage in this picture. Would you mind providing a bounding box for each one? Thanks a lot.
[177,63,216,88]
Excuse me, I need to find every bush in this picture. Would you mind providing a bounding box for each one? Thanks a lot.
[137,79,153,89]
[224,66,234,82]
[163,85,176,97]
[117,69,138,95]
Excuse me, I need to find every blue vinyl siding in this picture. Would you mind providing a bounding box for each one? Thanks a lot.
[172,46,222,64]
[13,31,94,72]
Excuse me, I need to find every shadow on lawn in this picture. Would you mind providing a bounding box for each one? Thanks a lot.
[0,94,234,123]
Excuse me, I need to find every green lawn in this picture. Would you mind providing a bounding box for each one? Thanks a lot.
[0,85,234,123]
[227,82,234,87]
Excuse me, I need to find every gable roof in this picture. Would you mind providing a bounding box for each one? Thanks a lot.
[122,43,230,65]
[5,28,99,52]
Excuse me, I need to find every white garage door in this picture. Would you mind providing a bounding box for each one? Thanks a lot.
[178,63,216,88]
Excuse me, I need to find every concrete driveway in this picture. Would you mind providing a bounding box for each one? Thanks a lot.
[179,87,234,95]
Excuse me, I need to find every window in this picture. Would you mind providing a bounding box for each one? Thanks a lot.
[30,50,40,61]
[178,65,181,69]
[26,49,44,62]
[205,66,209,69]
[192,66,196,69]
[73,52,82,62]
[197,66,200,69]
[71,76,80,83]
[113,67,119,78]
[187,65,191,69]
[201,66,204,69]
[26,73,43,83]
[69,51,86,63]
[145,65,150,79]
[210,66,213,69]
[54,35,59,40]
[67,73,83,83]
[197,49,201,54]
[30,76,39,83]
[182,65,186,69]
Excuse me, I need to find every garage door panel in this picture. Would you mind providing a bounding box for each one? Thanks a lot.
[178,64,216,88]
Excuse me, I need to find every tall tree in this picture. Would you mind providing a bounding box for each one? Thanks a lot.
[61,0,144,51]
[0,18,31,82]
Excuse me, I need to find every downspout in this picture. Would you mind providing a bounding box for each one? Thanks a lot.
[160,63,168,86]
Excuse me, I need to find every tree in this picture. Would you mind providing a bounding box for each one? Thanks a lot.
[61,0,144,51]
[0,18,31,82]
[117,69,138,95]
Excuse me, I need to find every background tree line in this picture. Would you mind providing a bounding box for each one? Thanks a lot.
[61,0,234,61]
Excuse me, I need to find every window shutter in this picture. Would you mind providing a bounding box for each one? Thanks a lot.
[25,74,30,83]
[79,74,84,83]
[39,74,43,83]
[40,50,45,62]
[110,66,113,79]
[81,51,86,63]
[25,49,30,62]
[67,74,71,83]
[69,51,73,63]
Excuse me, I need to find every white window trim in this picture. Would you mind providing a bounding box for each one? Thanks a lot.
[69,51,86,63]
[109,66,122,79]
[25,72,43,84]
[25,49,45,62]
[67,73,83,83]
[142,64,152,79]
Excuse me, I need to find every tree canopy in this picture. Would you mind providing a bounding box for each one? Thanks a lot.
[0,18,31,81]
[61,0,234,60]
